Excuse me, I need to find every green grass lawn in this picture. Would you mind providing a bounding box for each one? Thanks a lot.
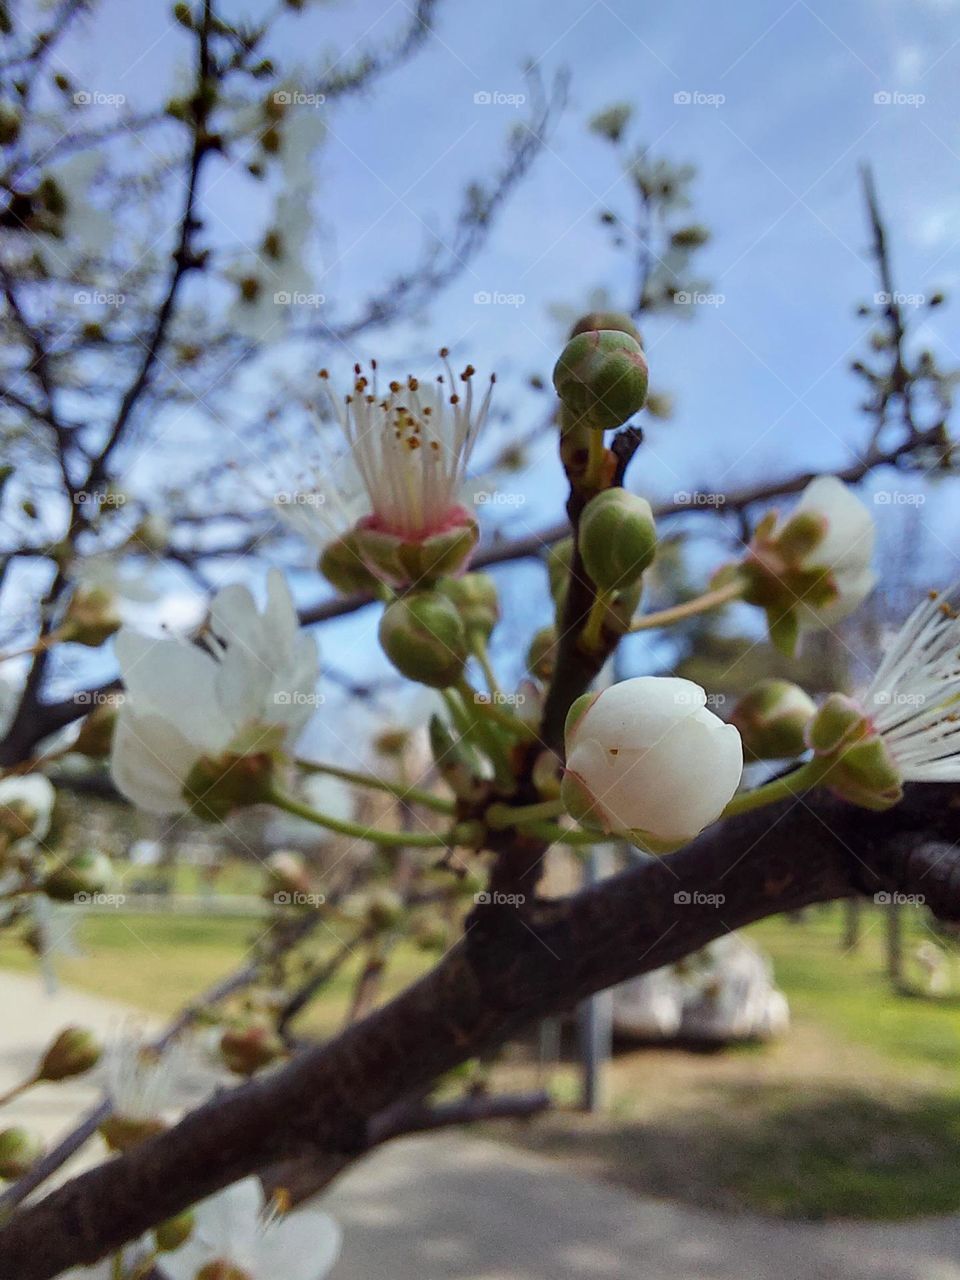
[3,892,959,1220]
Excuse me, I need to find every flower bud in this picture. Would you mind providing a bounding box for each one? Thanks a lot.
[319,530,382,595]
[264,850,312,900]
[552,330,649,431]
[99,1113,167,1153]
[378,591,468,688]
[154,1209,195,1253]
[440,572,500,641]
[562,677,743,852]
[183,750,276,823]
[43,850,113,902]
[579,489,657,592]
[220,1023,285,1077]
[569,311,641,342]
[354,508,479,589]
[735,477,876,655]
[37,1026,102,1081]
[806,692,902,810]
[61,587,121,648]
[527,625,558,681]
[730,679,816,760]
[71,703,118,759]
[0,775,55,844]
[0,1127,43,1180]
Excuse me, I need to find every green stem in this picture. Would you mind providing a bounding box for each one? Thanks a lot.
[721,758,828,818]
[581,590,613,652]
[268,788,454,848]
[630,578,744,633]
[472,633,501,699]
[456,679,534,740]
[584,430,607,490]
[295,759,453,814]
[0,1075,37,1110]
[486,799,566,830]
[514,820,605,847]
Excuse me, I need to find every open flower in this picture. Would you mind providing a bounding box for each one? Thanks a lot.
[317,352,495,587]
[162,1175,341,1280]
[807,585,960,808]
[561,677,744,852]
[0,773,56,844]
[736,475,876,653]
[110,570,318,818]
[99,1030,187,1152]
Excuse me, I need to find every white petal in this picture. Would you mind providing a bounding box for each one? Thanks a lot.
[110,708,196,815]
[115,630,223,751]
[262,1209,342,1280]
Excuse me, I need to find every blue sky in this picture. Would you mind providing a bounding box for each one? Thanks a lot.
[28,0,960,733]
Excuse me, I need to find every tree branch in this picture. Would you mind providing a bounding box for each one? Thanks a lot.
[1,781,957,1278]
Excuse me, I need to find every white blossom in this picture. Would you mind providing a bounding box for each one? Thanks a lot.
[110,570,317,815]
[791,476,876,629]
[162,1176,341,1280]
[562,677,743,851]
[862,585,960,781]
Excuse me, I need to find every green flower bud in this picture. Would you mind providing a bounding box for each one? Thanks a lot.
[730,679,816,760]
[43,850,113,902]
[439,572,500,641]
[379,591,468,688]
[99,1113,166,1153]
[0,1127,43,1180]
[579,489,657,592]
[155,1209,195,1253]
[569,311,641,342]
[527,625,558,681]
[72,703,119,759]
[807,693,903,811]
[264,850,311,900]
[182,750,276,823]
[319,530,382,595]
[37,1026,102,1081]
[552,330,649,431]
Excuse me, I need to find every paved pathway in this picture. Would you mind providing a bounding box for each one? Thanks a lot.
[2,971,959,1280]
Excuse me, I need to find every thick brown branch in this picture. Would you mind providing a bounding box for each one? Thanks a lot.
[2,782,958,1278]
